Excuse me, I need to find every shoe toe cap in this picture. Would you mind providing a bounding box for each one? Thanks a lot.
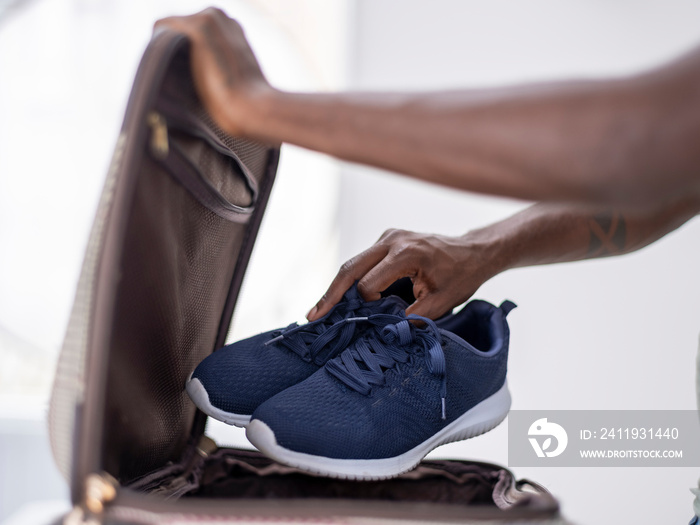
[190,331,318,415]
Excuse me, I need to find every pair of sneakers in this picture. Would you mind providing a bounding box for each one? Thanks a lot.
[186,282,516,480]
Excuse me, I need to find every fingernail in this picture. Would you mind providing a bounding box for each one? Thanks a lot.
[306,306,318,320]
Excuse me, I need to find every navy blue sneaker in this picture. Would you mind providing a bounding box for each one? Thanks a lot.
[186,284,411,427]
[245,299,516,480]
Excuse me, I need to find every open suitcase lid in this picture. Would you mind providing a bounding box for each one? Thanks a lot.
[48,27,280,500]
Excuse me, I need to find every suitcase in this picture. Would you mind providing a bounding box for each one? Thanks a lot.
[47,28,567,525]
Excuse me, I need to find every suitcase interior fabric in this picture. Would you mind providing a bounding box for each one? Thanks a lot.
[48,29,562,523]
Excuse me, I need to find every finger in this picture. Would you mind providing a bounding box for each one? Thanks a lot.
[307,245,387,321]
[154,16,190,35]
[405,292,452,320]
[154,8,230,42]
[356,255,415,303]
[377,228,401,242]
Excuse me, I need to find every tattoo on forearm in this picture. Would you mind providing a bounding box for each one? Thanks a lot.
[587,212,627,256]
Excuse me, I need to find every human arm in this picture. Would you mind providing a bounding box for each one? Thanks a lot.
[307,196,700,321]
[156,8,700,208]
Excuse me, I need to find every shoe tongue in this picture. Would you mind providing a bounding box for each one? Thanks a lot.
[314,284,409,343]
[328,283,365,321]
[342,282,363,302]
[341,281,411,315]
[379,294,410,314]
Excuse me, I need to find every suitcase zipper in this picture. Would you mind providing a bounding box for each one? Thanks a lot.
[63,472,119,524]
[153,99,260,201]
[146,109,256,221]
[84,472,118,514]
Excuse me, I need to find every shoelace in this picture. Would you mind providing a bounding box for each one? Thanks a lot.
[326,314,448,420]
[264,297,394,365]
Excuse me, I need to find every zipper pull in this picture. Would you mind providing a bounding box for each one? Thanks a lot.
[147,111,169,159]
[63,473,118,524]
[84,472,118,515]
[63,507,96,525]
[196,434,218,458]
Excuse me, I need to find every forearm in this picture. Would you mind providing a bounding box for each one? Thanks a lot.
[250,85,631,203]
[244,50,700,207]
[465,196,700,276]
[159,11,700,207]
[306,187,698,321]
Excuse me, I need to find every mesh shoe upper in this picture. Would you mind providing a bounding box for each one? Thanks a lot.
[189,284,409,416]
[249,299,513,460]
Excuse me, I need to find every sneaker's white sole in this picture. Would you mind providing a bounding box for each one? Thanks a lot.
[246,381,511,480]
[185,374,251,428]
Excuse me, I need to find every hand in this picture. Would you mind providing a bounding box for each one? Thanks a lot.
[307,229,503,321]
[154,8,274,137]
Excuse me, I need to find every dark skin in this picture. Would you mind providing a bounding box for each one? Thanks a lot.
[313,198,700,320]
[155,8,700,320]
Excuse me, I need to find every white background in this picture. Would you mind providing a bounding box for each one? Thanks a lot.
[340,2,700,523]
[1,1,699,523]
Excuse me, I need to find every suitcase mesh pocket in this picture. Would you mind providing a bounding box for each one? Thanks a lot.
[49,42,274,484]
[99,45,275,479]
[101,149,249,480]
